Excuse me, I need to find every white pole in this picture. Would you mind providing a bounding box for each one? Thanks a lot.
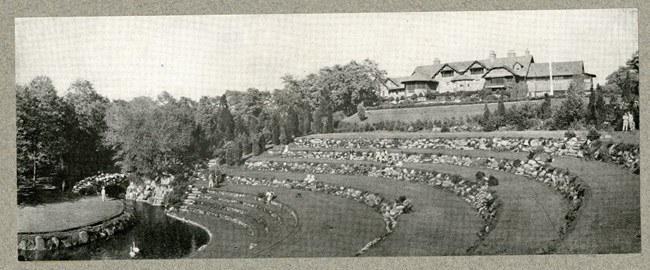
[549,62,554,96]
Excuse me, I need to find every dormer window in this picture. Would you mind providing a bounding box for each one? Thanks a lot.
[513,63,523,71]
[441,70,454,77]
[470,68,484,75]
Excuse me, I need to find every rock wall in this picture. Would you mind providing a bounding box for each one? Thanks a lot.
[17,202,137,251]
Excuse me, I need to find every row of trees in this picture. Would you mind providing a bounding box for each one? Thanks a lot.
[16,59,387,187]
[17,77,114,188]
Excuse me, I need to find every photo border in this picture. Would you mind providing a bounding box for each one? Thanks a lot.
[1,1,647,269]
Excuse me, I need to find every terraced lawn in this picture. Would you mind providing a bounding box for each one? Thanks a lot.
[201,181,385,257]
[269,144,641,254]
[226,169,484,256]
[18,197,124,234]
[549,157,641,254]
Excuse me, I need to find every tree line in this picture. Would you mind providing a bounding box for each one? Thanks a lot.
[16,59,386,188]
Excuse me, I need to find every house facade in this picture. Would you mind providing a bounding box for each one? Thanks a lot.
[380,50,595,98]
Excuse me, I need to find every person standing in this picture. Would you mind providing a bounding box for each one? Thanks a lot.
[628,111,636,131]
[622,112,629,131]
[101,186,106,202]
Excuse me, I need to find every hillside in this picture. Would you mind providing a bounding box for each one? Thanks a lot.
[342,99,565,125]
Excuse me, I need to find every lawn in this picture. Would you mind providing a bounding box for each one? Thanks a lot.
[268,144,641,254]
[226,169,484,256]
[249,155,569,255]
[18,196,124,234]
[185,180,385,257]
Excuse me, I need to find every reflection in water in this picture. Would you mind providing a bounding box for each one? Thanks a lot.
[19,202,209,261]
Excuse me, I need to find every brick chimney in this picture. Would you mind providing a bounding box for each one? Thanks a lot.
[434,58,441,65]
[489,50,496,61]
[507,50,516,57]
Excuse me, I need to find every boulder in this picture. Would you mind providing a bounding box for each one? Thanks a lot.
[78,231,89,244]
[34,236,46,250]
[51,237,60,249]
[61,239,72,248]
[17,239,27,250]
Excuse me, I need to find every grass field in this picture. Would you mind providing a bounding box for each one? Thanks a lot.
[225,169,484,256]
[277,141,641,254]
[342,99,564,125]
[185,179,385,257]
[18,197,124,233]
[186,129,639,256]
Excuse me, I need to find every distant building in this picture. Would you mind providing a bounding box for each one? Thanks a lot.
[380,50,595,99]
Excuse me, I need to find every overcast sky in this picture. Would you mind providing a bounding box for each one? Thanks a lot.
[15,9,637,101]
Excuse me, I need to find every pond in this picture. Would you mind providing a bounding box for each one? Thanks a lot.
[19,202,210,261]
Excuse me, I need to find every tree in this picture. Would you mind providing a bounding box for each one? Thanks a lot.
[240,133,252,154]
[279,127,288,145]
[61,79,113,184]
[479,103,497,132]
[483,103,491,122]
[224,141,242,166]
[553,75,585,129]
[16,77,68,184]
[606,51,639,102]
[104,93,203,179]
[270,112,281,145]
[312,110,322,134]
[537,93,552,119]
[286,105,300,138]
[218,95,235,141]
[357,103,367,121]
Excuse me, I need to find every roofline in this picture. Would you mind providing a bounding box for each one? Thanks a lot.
[482,66,518,78]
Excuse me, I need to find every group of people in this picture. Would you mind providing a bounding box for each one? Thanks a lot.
[264,190,276,203]
[622,111,636,131]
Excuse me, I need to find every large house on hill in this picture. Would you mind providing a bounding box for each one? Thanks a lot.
[380,50,595,99]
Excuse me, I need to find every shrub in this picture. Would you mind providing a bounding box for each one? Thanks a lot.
[586,128,601,141]
[564,130,577,139]
[487,175,499,186]
[357,103,367,121]
[475,171,486,180]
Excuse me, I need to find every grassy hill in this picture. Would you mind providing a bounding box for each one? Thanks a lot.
[342,99,565,125]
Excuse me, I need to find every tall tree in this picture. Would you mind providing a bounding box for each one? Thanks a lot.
[218,95,235,141]
[553,75,586,129]
[16,77,68,184]
[61,79,113,184]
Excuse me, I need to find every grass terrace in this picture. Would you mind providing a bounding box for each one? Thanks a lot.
[18,197,124,234]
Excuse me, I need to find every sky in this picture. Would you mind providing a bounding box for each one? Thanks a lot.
[15,9,638,101]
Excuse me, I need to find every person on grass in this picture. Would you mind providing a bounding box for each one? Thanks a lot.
[101,186,106,202]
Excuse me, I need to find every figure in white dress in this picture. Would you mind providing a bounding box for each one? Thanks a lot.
[622,112,629,131]
[101,186,106,202]
[628,111,635,131]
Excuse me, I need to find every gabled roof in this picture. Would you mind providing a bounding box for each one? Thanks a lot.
[383,76,410,90]
[527,61,590,77]
[401,72,438,83]
[483,67,517,78]
[412,55,534,79]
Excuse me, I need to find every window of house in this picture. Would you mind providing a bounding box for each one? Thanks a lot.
[514,63,522,70]
[441,70,454,77]
[470,68,484,75]
[491,78,505,85]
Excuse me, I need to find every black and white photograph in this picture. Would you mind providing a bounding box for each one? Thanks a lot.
[13,8,640,261]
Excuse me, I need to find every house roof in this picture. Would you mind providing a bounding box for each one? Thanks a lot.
[401,72,438,83]
[527,61,592,77]
[412,55,534,79]
[384,76,410,90]
[483,67,517,78]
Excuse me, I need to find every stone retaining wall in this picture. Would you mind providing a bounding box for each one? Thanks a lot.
[17,201,137,251]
